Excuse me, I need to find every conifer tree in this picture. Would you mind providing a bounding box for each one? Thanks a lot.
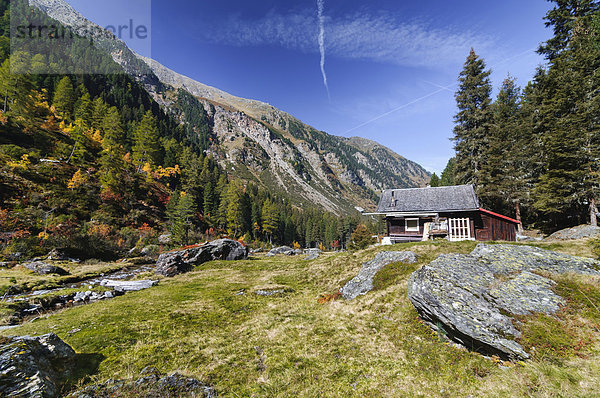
[429,173,440,187]
[452,49,493,188]
[479,76,527,226]
[261,199,279,243]
[99,107,126,193]
[533,2,600,229]
[132,110,161,172]
[440,157,456,186]
[53,76,75,119]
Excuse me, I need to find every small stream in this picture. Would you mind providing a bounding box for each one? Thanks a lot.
[1,263,158,328]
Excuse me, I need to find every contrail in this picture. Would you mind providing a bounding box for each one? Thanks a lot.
[342,47,537,135]
[317,0,330,101]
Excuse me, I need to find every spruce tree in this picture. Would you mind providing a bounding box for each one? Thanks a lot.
[452,49,493,188]
[53,76,75,119]
[99,107,126,193]
[440,157,456,186]
[429,173,440,187]
[132,110,161,172]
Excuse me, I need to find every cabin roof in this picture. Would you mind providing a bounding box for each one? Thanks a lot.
[376,185,480,213]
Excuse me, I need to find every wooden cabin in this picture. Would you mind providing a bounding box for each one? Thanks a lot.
[375,185,520,243]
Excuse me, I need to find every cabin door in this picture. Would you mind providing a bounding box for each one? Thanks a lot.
[448,218,473,241]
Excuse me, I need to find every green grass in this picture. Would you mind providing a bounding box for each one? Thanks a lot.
[1,241,600,397]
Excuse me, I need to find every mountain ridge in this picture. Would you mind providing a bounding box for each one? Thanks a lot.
[28,0,431,214]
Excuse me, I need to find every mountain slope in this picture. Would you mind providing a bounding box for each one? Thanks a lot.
[29,0,431,214]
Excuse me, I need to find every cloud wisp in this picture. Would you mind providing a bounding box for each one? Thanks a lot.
[317,0,330,101]
[207,10,492,69]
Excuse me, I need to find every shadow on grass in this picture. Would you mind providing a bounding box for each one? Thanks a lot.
[61,353,105,394]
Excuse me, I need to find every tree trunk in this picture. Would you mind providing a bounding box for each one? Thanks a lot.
[590,196,598,227]
[515,200,524,235]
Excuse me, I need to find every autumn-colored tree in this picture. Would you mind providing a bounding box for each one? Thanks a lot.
[348,224,375,250]
[67,169,87,190]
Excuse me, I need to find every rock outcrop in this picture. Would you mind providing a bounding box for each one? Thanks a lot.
[546,224,600,241]
[0,333,77,397]
[68,367,215,398]
[407,244,600,360]
[156,239,248,277]
[23,261,68,275]
[266,246,301,256]
[341,251,418,300]
[304,248,322,261]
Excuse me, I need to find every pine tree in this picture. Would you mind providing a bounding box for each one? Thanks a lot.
[532,2,600,230]
[261,199,279,243]
[168,191,196,245]
[452,49,493,188]
[429,173,440,187]
[440,157,456,186]
[132,110,161,173]
[225,181,243,236]
[538,0,600,61]
[53,76,75,119]
[479,76,525,218]
[99,107,126,193]
[0,57,35,117]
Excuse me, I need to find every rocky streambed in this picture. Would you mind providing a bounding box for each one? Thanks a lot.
[1,262,158,329]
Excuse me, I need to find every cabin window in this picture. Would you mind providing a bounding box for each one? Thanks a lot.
[405,218,419,232]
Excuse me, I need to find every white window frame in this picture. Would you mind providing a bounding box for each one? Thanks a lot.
[405,218,420,232]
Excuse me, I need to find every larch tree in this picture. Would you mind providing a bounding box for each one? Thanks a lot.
[261,199,279,244]
[452,49,493,189]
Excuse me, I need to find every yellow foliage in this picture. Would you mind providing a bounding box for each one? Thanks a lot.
[6,154,30,170]
[67,169,87,190]
[90,129,103,144]
[0,110,7,125]
[60,120,73,134]
[142,162,153,175]
[37,231,49,240]
[154,164,181,179]
[293,241,301,250]
[123,152,132,164]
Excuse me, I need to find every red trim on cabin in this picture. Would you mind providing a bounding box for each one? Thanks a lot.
[479,208,520,225]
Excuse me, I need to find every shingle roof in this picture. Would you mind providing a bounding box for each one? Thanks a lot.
[376,185,480,213]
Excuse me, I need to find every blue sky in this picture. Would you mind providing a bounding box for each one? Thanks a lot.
[69,0,553,174]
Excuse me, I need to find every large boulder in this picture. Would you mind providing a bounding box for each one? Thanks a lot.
[156,239,248,277]
[67,368,215,397]
[407,244,600,360]
[23,261,69,275]
[0,333,77,398]
[266,246,296,256]
[546,224,600,240]
[341,251,418,300]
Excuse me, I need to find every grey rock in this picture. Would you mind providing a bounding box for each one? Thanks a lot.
[155,239,248,277]
[158,234,172,245]
[0,333,76,398]
[546,224,600,240]
[140,245,160,257]
[255,289,286,296]
[67,370,215,398]
[23,261,68,275]
[100,279,158,292]
[46,248,80,263]
[266,246,295,256]
[341,251,418,300]
[407,244,600,360]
